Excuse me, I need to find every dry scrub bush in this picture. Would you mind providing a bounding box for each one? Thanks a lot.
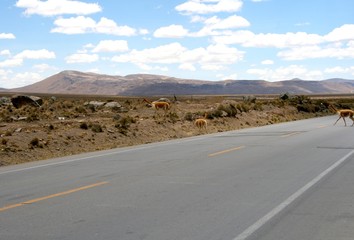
[217,104,237,117]
[166,111,179,123]
[29,137,40,147]
[1,138,8,145]
[80,122,89,129]
[184,112,194,121]
[114,115,135,135]
[90,124,103,133]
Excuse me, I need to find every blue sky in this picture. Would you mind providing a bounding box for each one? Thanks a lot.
[1,0,354,89]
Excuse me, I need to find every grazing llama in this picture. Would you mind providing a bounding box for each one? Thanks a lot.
[143,98,170,111]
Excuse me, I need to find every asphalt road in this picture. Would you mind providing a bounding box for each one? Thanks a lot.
[1,115,354,240]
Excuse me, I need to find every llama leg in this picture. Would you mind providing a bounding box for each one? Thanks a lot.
[350,117,354,126]
[334,116,341,125]
[343,117,347,126]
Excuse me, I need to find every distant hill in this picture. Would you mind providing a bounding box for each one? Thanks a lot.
[6,70,354,96]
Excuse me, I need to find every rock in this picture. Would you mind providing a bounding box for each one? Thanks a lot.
[11,95,43,108]
[84,101,106,108]
[104,101,122,108]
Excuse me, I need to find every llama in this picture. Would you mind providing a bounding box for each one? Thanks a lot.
[143,98,170,112]
[195,113,208,131]
[329,104,354,126]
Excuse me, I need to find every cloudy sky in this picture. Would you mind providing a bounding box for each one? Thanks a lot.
[1,0,354,89]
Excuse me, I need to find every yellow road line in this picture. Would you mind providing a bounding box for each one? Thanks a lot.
[281,132,301,138]
[0,181,108,213]
[208,145,245,157]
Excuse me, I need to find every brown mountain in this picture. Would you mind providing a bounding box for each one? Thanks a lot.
[7,70,354,96]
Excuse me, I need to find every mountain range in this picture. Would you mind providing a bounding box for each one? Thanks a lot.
[5,70,354,96]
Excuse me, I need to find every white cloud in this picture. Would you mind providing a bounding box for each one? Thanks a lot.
[139,29,149,35]
[13,72,42,86]
[0,70,13,89]
[211,24,354,50]
[133,63,168,72]
[201,64,225,70]
[1,71,43,88]
[0,69,12,78]
[0,49,55,68]
[204,15,250,30]
[154,25,189,38]
[112,42,187,64]
[92,40,129,53]
[51,16,136,36]
[0,33,16,39]
[324,66,354,74]
[295,22,310,27]
[15,0,102,16]
[33,63,57,72]
[213,30,324,48]
[14,49,56,60]
[277,42,354,60]
[217,73,238,80]
[201,43,244,65]
[194,15,250,37]
[51,16,96,34]
[0,58,23,68]
[176,0,243,15]
[112,42,244,72]
[247,65,323,81]
[179,63,196,71]
[86,68,100,73]
[154,15,250,38]
[65,53,99,63]
[95,17,136,36]
[0,50,11,56]
[325,24,354,42]
[261,59,274,65]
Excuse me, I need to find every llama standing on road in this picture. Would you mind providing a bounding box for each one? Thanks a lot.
[329,104,354,126]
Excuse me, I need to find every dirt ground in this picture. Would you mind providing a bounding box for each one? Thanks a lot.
[0,95,333,167]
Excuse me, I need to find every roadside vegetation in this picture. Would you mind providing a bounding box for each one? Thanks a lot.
[0,93,352,166]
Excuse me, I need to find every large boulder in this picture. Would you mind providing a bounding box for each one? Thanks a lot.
[11,95,43,108]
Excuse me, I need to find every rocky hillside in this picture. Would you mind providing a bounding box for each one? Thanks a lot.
[8,70,354,96]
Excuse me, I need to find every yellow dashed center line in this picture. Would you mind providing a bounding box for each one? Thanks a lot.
[208,145,245,157]
[281,132,301,138]
[0,181,108,213]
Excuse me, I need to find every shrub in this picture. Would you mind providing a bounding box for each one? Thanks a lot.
[30,137,39,147]
[115,116,135,129]
[167,111,179,123]
[4,130,12,136]
[217,104,237,117]
[91,124,103,133]
[237,103,250,112]
[184,112,194,121]
[26,113,40,122]
[1,138,8,145]
[80,122,88,129]
[75,106,87,114]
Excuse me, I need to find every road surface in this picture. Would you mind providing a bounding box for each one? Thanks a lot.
[1,115,354,240]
